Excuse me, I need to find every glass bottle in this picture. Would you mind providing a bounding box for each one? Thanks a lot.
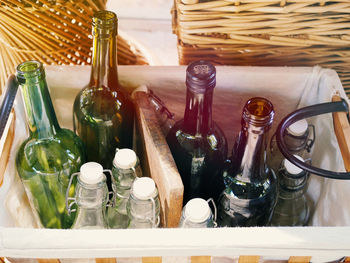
[70,162,109,229]
[73,10,134,170]
[179,198,217,228]
[270,155,313,226]
[269,118,314,173]
[166,60,228,205]
[107,148,142,228]
[217,97,277,227]
[15,60,86,229]
[127,177,160,228]
[148,89,176,136]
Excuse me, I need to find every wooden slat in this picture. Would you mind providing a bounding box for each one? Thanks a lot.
[332,95,350,172]
[37,259,60,263]
[142,257,162,263]
[191,256,211,263]
[133,89,184,228]
[239,256,260,263]
[0,111,15,187]
[96,259,117,263]
[288,256,311,263]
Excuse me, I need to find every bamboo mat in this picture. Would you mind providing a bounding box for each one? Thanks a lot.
[0,0,149,93]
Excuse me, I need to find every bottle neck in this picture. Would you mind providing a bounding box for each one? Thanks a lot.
[233,123,269,183]
[73,178,108,229]
[89,26,118,90]
[183,88,213,135]
[19,71,60,139]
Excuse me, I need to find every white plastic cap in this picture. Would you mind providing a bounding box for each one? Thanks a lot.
[287,119,308,136]
[113,148,137,169]
[184,198,211,223]
[283,155,304,175]
[79,162,104,184]
[132,177,156,200]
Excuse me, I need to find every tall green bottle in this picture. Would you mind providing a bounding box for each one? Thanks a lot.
[15,61,86,229]
[73,10,134,169]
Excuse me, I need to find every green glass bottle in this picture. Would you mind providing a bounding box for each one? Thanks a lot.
[15,60,86,229]
[73,10,134,170]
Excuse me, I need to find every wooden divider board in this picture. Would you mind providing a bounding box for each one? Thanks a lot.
[133,90,184,228]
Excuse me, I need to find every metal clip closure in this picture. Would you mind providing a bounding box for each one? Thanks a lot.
[148,89,175,120]
[65,172,79,215]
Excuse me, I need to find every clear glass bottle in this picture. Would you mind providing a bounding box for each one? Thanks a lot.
[166,60,228,205]
[15,60,86,229]
[73,10,134,170]
[269,119,314,173]
[217,97,277,227]
[127,177,160,228]
[148,89,176,136]
[70,162,109,229]
[107,148,142,228]
[179,198,217,228]
[270,155,313,226]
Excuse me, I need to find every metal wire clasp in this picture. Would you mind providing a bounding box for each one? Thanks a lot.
[65,172,79,215]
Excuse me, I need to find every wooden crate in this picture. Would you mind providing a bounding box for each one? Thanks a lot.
[1,65,350,262]
[172,0,350,97]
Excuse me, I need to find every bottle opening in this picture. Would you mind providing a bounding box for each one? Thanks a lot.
[186,60,216,92]
[287,119,308,137]
[80,162,104,185]
[92,10,117,29]
[243,97,274,127]
[283,155,306,177]
[16,60,43,77]
[113,148,137,169]
[184,198,211,223]
[132,177,156,200]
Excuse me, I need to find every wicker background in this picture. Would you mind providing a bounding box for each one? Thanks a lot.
[172,0,350,97]
[0,0,149,93]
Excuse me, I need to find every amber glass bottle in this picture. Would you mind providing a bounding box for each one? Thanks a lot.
[73,11,134,169]
[166,60,228,205]
[217,97,277,227]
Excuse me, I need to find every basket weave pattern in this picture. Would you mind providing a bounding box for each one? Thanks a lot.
[0,0,148,92]
[172,0,350,95]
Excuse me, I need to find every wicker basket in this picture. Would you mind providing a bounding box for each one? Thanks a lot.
[172,0,350,96]
[0,0,149,93]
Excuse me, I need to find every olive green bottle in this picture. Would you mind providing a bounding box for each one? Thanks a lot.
[73,10,134,169]
[15,60,86,229]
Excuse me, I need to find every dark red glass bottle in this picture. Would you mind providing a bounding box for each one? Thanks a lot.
[166,60,228,205]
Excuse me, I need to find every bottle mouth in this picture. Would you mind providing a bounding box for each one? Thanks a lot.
[243,97,274,127]
[92,10,118,30]
[16,60,45,83]
[186,60,216,93]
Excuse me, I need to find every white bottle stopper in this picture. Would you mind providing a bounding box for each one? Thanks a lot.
[132,177,156,200]
[79,162,104,184]
[287,119,308,136]
[113,148,137,169]
[184,198,211,223]
[283,155,304,175]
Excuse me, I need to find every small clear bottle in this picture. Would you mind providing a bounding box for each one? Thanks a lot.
[179,198,217,228]
[270,155,313,226]
[269,119,314,173]
[69,162,109,229]
[127,177,160,228]
[108,148,142,228]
